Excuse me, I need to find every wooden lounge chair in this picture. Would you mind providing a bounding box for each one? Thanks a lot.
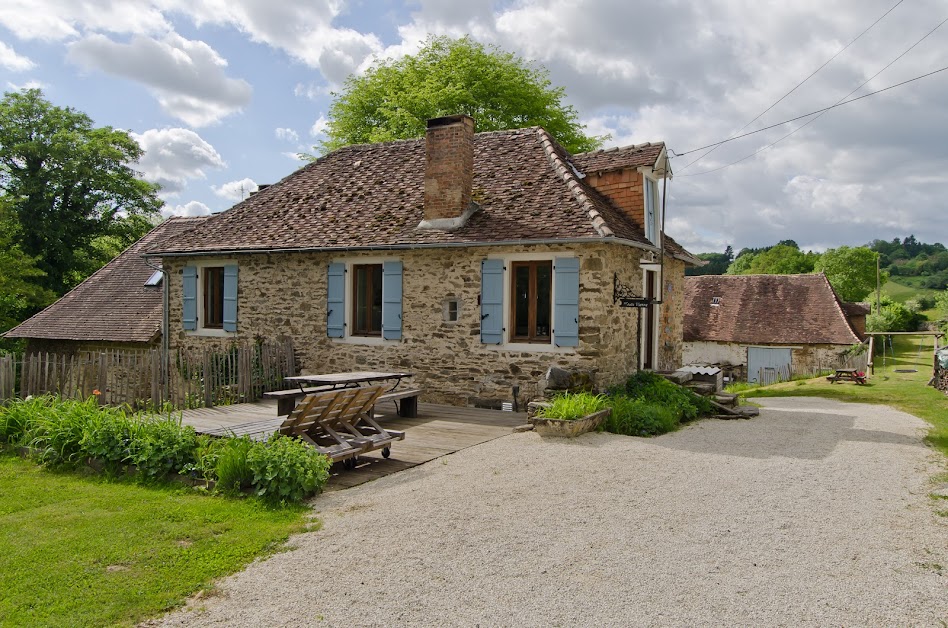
[290,386,404,468]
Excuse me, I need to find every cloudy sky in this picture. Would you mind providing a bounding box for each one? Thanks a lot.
[1,0,945,253]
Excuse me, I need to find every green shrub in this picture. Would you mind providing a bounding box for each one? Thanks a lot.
[80,407,141,472]
[536,392,608,420]
[246,436,331,505]
[602,396,679,437]
[215,436,255,493]
[0,395,55,444]
[611,371,713,421]
[126,417,199,480]
[25,397,101,466]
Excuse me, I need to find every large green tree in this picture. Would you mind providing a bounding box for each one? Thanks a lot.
[0,201,54,334]
[727,243,817,275]
[814,245,883,302]
[0,89,161,295]
[320,36,604,154]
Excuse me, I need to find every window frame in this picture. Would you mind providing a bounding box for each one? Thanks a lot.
[351,263,383,337]
[643,175,662,245]
[183,259,237,338]
[509,260,553,343]
[203,266,225,329]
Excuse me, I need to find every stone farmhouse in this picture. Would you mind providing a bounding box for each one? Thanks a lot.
[4,217,207,354]
[146,115,700,407]
[683,273,868,383]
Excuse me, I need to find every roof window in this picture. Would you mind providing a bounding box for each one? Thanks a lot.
[710,296,721,306]
[145,270,163,287]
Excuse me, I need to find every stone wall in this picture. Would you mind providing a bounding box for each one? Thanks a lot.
[24,338,158,355]
[683,341,864,379]
[164,242,686,407]
[658,258,685,369]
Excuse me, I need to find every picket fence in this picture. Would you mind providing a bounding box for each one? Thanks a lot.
[0,340,296,410]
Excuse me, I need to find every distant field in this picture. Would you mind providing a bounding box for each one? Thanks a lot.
[881,279,941,304]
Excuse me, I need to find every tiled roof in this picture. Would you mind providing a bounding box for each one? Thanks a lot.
[683,273,862,345]
[4,217,206,343]
[148,128,678,256]
[572,142,665,174]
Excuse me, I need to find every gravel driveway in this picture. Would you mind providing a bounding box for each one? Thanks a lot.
[157,397,948,626]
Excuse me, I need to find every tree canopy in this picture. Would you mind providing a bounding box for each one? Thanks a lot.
[813,246,883,302]
[726,243,818,276]
[0,89,161,296]
[320,36,604,155]
[0,200,54,334]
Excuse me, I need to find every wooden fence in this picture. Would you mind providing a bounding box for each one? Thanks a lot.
[0,340,296,410]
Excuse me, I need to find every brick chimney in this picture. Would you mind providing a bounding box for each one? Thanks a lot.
[419,114,478,230]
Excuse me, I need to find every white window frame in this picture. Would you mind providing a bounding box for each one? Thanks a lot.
[185,258,237,338]
[642,173,662,245]
[331,257,401,346]
[485,252,574,354]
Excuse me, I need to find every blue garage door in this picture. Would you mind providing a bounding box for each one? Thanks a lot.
[747,347,792,384]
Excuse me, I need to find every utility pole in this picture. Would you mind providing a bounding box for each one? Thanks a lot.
[876,254,881,313]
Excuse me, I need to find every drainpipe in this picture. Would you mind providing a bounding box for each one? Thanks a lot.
[143,257,169,404]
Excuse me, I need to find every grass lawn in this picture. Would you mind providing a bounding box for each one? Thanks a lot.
[882,278,941,303]
[737,335,948,457]
[0,456,313,626]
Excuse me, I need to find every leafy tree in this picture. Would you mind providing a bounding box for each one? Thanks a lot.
[935,291,948,333]
[726,244,815,275]
[320,36,604,155]
[687,245,734,276]
[0,201,54,334]
[866,296,921,332]
[814,246,883,302]
[0,88,162,295]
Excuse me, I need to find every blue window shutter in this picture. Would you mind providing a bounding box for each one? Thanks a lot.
[480,259,504,344]
[327,262,345,338]
[382,261,403,340]
[553,257,580,347]
[182,265,197,331]
[222,264,238,332]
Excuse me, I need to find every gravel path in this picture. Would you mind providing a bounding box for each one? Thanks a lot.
[157,397,948,626]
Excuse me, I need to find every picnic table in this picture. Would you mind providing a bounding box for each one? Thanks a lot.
[827,368,867,384]
[284,371,413,392]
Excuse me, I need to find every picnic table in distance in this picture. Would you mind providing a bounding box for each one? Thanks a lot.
[827,368,867,385]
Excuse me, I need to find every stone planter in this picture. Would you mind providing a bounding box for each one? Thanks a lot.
[529,408,611,438]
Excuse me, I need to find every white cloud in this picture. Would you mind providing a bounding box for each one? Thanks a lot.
[5,79,45,91]
[294,81,328,100]
[212,177,258,201]
[131,127,225,196]
[309,115,328,137]
[0,41,34,71]
[283,151,307,162]
[0,0,170,41]
[162,200,212,218]
[68,33,252,126]
[275,127,299,143]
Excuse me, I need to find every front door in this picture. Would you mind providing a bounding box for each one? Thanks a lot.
[643,270,657,370]
[747,347,792,384]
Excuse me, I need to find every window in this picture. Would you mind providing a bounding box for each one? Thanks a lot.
[444,298,460,323]
[144,269,163,286]
[352,264,383,336]
[644,177,661,244]
[182,263,237,334]
[510,261,552,342]
[203,267,225,328]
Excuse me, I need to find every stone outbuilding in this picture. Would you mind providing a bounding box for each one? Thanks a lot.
[146,115,700,407]
[4,217,206,354]
[683,273,867,383]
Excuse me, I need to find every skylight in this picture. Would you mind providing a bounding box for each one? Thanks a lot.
[710,296,722,306]
[145,270,163,286]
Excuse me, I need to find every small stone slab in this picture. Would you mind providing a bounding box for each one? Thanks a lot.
[512,424,535,433]
[714,393,739,406]
[662,371,693,385]
[685,381,715,396]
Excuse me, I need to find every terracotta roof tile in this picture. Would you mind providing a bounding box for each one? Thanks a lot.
[4,217,206,343]
[572,142,665,174]
[148,128,673,255]
[683,274,861,345]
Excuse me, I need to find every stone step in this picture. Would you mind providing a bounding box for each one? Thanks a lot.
[713,392,739,407]
[661,371,693,385]
[684,381,715,396]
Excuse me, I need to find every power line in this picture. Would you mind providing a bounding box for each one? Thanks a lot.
[677,14,948,176]
[670,64,948,160]
[678,0,906,172]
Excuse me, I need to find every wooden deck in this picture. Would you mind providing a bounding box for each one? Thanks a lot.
[178,399,525,491]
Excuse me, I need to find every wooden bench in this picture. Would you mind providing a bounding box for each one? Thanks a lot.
[264,385,336,416]
[375,388,422,418]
